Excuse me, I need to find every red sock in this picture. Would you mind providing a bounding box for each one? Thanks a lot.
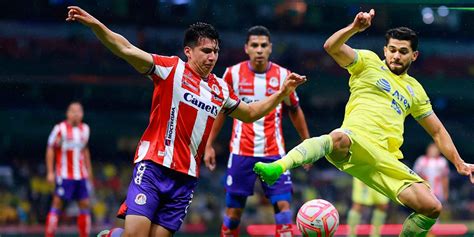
[45,211,59,237]
[221,224,239,237]
[77,211,91,237]
[275,224,293,237]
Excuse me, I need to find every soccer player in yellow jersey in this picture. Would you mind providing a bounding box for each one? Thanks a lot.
[348,178,389,237]
[254,9,474,236]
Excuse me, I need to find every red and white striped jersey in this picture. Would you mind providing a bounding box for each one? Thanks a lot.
[223,61,299,157]
[413,156,449,199]
[47,121,90,180]
[134,54,240,177]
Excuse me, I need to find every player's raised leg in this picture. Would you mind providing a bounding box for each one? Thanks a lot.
[254,131,350,185]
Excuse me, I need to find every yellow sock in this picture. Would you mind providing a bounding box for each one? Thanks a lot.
[370,209,387,237]
[347,209,361,237]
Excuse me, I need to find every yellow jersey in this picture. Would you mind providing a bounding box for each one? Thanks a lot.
[342,50,433,159]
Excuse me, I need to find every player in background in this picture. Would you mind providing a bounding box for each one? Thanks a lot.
[253,9,474,237]
[204,26,310,237]
[347,178,389,237]
[45,101,92,237]
[414,143,450,203]
[66,6,306,237]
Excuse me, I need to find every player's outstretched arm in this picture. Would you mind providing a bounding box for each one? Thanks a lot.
[418,113,474,182]
[229,73,306,123]
[66,6,153,74]
[323,9,375,67]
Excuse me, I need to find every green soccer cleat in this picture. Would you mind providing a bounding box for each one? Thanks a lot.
[253,162,284,185]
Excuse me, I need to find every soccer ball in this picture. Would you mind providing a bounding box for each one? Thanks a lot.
[296,199,339,237]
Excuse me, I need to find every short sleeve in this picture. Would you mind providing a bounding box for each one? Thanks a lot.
[82,124,90,145]
[283,91,300,110]
[147,54,179,81]
[410,82,433,120]
[222,67,234,87]
[221,85,241,115]
[345,50,379,75]
[442,158,450,175]
[47,125,61,147]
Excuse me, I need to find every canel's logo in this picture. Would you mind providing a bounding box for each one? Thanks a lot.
[184,92,218,116]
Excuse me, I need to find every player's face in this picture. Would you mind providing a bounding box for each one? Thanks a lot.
[245,35,272,66]
[185,37,219,77]
[383,38,418,75]
[66,103,83,125]
[426,144,440,158]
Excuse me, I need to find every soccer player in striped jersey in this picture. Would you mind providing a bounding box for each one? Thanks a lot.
[66,6,306,237]
[414,143,450,203]
[254,9,474,237]
[45,101,92,237]
[204,26,310,237]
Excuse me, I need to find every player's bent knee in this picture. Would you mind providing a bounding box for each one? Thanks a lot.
[419,199,442,218]
[329,131,351,162]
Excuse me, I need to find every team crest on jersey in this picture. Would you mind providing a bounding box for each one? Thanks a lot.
[376,79,391,92]
[269,77,279,87]
[135,193,147,205]
[211,84,220,95]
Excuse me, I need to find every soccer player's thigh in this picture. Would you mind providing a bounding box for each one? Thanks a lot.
[260,156,292,205]
[328,134,423,204]
[152,171,197,234]
[225,154,259,197]
[123,162,161,234]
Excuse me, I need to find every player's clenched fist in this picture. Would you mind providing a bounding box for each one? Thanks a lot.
[66,6,100,27]
[352,9,375,32]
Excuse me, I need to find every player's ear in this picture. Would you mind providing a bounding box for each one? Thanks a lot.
[383,46,388,58]
[184,46,192,59]
[269,42,273,54]
[244,44,249,55]
[412,50,419,62]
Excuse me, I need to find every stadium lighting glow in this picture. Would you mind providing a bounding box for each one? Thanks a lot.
[421,7,434,24]
[437,6,449,17]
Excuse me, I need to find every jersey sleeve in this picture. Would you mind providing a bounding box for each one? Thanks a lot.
[222,67,234,88]
[221,84,241,115]
[83,124,90,145]
[283,90,300,110]
[441,158,450,175]
[345,50,379,76]
[47,125,61,148]
[410,82,433,120]
[147,54,179,81]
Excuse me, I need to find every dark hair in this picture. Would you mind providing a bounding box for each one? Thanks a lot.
[385,27,418,51]
[183,22,220,48]
[246,25,271,43]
